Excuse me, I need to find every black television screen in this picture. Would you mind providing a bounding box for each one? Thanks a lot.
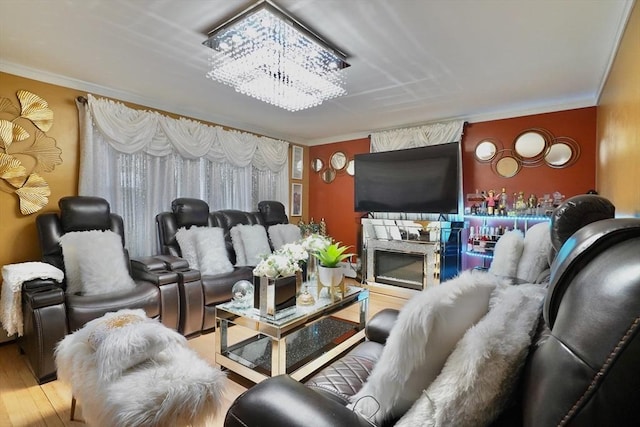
[354,142,460,214]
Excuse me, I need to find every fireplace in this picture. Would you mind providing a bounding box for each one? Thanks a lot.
[365,238,439,292]
[374,250,426,290]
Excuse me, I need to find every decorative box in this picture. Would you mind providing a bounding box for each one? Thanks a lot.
[253,272,301,319]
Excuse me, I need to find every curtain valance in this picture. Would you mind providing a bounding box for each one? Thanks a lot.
[86,94,288,171]
[370,120,465,152]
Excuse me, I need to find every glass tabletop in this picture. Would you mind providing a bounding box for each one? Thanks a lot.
[216,283,366,329]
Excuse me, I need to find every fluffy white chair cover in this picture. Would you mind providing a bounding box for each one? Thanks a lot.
[55,309,226,427]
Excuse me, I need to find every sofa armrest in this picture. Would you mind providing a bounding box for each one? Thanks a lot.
[153,254,190,271]
[224,375,371,427]
[151,254,204,337]
[131,256,180,286]
[22,279,65,308]
[131,257,180,330]
[22,277,62,293]
[365,308,399,345]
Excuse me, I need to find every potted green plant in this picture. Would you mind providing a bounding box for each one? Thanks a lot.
[313,242,354,300]
[313,242,354,268]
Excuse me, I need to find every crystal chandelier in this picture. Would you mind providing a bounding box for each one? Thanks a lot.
[203,0,350,112]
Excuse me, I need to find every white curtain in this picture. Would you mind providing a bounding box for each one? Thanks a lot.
[370,120,465,152]
[369,120,465,220]
[77,94,289,257]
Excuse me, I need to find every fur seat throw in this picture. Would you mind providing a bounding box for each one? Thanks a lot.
[55,309,226,427]
[1,262,64,336]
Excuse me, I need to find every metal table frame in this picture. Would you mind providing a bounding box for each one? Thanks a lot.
[215,284,369,383]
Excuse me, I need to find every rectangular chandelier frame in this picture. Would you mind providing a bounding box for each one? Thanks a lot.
[203,0,350,112]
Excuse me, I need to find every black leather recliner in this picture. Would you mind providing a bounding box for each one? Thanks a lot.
[19,196,180,384]
[154,198,289,337]
[224,195,640,426]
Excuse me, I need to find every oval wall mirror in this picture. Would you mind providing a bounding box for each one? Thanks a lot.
[321,168,336,183]
[545,143,573,167]
[514,130,548,160]
[311,158,324,172]
[330,151,347,170]
[475,140,497,162]
[346,159,355,176]
[495,156,521,178]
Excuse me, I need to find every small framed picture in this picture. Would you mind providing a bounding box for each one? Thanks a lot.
[291,145,303,180]
[291,183,302,217]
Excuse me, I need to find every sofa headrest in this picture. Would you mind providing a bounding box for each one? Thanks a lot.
[171,198,210,229]
[545,218,640,327]
[258,201,288,226]
[59,196,111,233]
[550,194,615,251]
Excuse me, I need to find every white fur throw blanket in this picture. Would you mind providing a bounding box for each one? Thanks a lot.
[350,270,500,424]
[396,283,545,426]
[0,262,64,336]
[56,309,227,427]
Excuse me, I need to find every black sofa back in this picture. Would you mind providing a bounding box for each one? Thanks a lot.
[155,198,289,336]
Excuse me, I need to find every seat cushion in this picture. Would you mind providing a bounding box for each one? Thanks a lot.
[305,341,384,405]
[65,281,160,332]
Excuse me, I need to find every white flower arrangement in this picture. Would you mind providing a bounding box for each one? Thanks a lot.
[300,233,331,254]
[253,251,302,279]
[253,235,334,279]
[279,242,309,264]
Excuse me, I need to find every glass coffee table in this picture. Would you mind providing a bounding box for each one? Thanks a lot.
[215,283,369,384]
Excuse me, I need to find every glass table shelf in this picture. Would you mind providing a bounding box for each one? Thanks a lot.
[215,284,369,383]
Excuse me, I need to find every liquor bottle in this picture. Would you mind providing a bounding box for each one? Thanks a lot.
[467,226,475,252]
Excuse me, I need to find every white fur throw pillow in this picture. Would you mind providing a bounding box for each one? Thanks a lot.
[230,226,247,266]
[488,229,524,279]
[56,309,186,381]
[516,222,552,283]
[268,223,302,250]
[175,227,203,270]
[396,283,545,427]
[349,270,499,425]
[59,230,135,296]
[194,227,234,276]
[230,224,272,266]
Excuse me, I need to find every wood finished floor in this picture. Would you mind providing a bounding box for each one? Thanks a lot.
[0,286,407,426]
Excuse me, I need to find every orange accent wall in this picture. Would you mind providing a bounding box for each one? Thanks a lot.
[309,108,597,255]
[308,138,370,253]
[462,107,597,203]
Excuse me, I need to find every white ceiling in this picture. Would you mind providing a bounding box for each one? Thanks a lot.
[0,0,634,145]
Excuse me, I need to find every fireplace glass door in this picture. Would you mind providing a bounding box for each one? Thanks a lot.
[374,250,425,291]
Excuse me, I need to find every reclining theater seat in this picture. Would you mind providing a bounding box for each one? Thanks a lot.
[155,198,289,337]
[20,196,180,384]
[224,194,640,427]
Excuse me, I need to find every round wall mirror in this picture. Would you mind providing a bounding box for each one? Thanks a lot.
[495,156,521,178]
[346,159,355,176]
[311,158,324,172]
[475,140,497,162]
[330,151,347,170]
[321,168,336,183]
[514,130,548,160]
[545,143,573,167]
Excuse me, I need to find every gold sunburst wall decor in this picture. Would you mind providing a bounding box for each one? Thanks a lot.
[0,90,61,215]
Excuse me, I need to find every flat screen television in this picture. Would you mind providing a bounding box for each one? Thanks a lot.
[354,142,460,214]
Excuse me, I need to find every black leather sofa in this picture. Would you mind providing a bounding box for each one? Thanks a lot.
[19,196,180,384]
[224,195,640,427]
[154,198,289,337]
